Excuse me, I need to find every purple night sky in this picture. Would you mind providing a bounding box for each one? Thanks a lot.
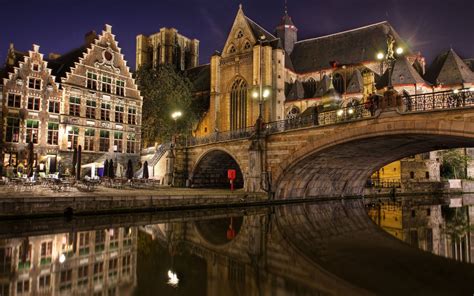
[1,0,473,69]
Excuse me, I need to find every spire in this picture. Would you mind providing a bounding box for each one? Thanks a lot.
[284,0,288,14]
[275,0,297,55]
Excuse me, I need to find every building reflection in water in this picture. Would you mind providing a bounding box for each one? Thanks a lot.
[367,197,473,263]
[0,227,137,295]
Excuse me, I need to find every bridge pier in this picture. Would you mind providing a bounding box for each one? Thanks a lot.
[246,137,268,193]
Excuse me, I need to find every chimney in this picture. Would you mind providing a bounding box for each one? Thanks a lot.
[85,30,98,46]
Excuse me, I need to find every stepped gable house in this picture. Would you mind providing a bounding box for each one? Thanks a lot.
[1,25,142,174]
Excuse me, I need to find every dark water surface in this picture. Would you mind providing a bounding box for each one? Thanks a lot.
[0,195,473,296]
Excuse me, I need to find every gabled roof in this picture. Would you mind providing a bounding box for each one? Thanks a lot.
[425,49,474,86]
[314,75,331,97]
[391,56,427,86]
[289,21,409,73]
[47,46,87,83]
[0,46,28,80]
[286,79,304,101]
[346,69,364,93]
[186,64,210,92]
[245,16,276,41]
[464,59,474,72]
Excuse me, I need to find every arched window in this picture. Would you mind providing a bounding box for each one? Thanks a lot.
[304,78,317,98]
[244,41,251,50]
[230,79,248,130]
[333,73,344,94]
[229,45,236,54]
[236,30,244,39]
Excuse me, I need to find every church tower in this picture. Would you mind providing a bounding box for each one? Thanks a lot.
[275,4,297,55]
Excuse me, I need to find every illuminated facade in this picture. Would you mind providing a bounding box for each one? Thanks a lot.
[0,227,137,295]
[1,25,142,174]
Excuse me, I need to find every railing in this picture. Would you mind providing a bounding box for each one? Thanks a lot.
[403,88,474,112]
[265,104,372,134]
[135,143,171,177]
[185,126,255,146]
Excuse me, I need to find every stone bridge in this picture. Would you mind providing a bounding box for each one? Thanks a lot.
[175,89,474,198]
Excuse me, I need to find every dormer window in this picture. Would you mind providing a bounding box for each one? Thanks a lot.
[229,46,236,54]
[236,30,244,39]
[244,42,251,50]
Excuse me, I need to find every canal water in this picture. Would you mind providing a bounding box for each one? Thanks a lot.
[0,195,473,295]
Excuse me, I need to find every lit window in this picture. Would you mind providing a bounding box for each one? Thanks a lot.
[47,123,59,145]
[99,130,110,152]
[114,132,123,153]
[26,120,39,144]
[69,97,81,116]
[84,129,95,151]
[67,126,79,149]
[6,118,20,143]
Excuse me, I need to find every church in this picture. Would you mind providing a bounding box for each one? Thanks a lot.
[189,5,474,137]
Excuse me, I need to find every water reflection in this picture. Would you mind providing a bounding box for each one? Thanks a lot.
[0,198,473,295]
[367,197,473,263]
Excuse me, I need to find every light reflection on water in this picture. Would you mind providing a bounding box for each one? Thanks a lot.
[0,196,473,295]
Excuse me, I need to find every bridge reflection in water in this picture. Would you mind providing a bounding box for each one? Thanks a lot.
[0,197,473,295]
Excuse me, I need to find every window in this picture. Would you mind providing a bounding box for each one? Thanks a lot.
[60,269,72,291]
[27,97,40,111]
[101,103,111,121]
[48,100,60,113]
[99,130,110,152]
[94,262,104,282]
[409,230,418,248]
[425,172,430,179]
[0,284,9,296]
[244,42,251,50]
[28,77,41,90]
[17,280,29,294]
[126,133,136,154]
[87,72,98,90]
[128,107,136,125]
[109,228,119,249]
[69,97,81,116]
[0,247,12,274]
[116,80,125,96]
[40,241,52,265]
[7,93,21,108]
[38,274,51,289]
[333,73,344,94]
[78,265,89,286]
[18,243,32,270]
[79,232,90,255]
[304,78,317,98]
[230,78,247,130]
[86,100,97,119]
[122,254,132,274]
[32,64,40,72]
[6,118,20,143]
[26,120,39,144]
[229,46,236,54]
[123,227,133,246]
[67,126,79,149]
[115,105,124,123]
[109,258,118,278]
[101,75,112,93]
[236,30,244,38]
[410,171,415,179]
[114,132,123,153]
[95,230,106,252]
[84,129,95,151]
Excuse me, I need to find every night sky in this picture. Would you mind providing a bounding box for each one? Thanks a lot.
[1,0,473,69]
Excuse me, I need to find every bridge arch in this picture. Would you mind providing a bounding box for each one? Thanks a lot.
[194,216,244,246]
[273,115,474,199]
[190,148,244,189]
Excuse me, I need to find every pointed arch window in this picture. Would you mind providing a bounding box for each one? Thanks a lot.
[333,73,344,94]
[304,78,317,97]
[230,79,248,130]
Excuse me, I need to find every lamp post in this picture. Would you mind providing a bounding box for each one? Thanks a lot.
[252,35,271,125]
[376,35,404,89]
[171,111,182,144]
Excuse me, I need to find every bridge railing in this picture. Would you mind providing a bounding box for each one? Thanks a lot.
[264,103,372,134]
[403,88,474,112]
[185,126,255,146]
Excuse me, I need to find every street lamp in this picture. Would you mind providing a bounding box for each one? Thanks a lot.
[252,35,271,122]
[171,111,182,145]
